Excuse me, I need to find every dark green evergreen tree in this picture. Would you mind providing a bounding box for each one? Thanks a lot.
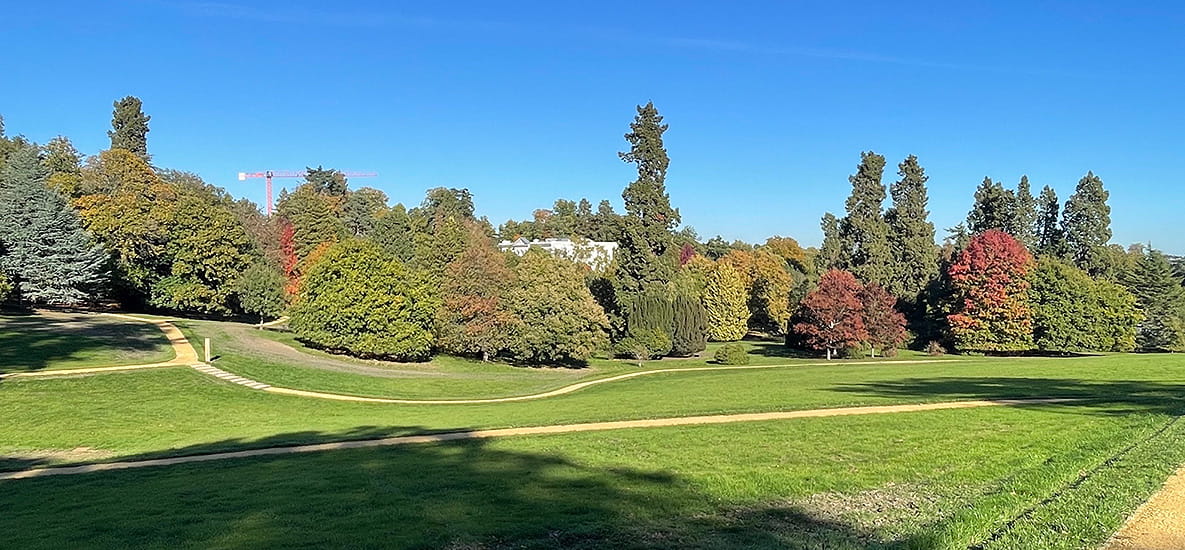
[670,291,708,357]
[620,288,675,359]
[836,151,892,287]
[966,177,1016,234]
[342,187,389,237]
[1010,176,1038,248]
[615,102,679,294]
[1062,172,1112,275]
[885,155,938,299]
[0,145,108,305]
[816,213,843,272]
[1123,249,1185,351]
[1035,185,1064,256]
[108,96,151,161]
[304,166,348,197]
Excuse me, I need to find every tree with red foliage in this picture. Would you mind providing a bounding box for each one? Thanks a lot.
[861,282,907,357]
[947,229,1034,352]
[793,269,868,359]
[679,243,696,266]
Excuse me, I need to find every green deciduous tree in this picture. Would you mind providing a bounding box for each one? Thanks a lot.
[342,187,389,237]
[276,184,345,261]
[1062,172,1112,276]
[42,136,83,197]
[1029,258,1140,352]
[703,262,750,341]
[436,231,518,361]
[885,155,938,300]
[108,96,151,161]
[0,145,108,305]
[372,204,416,262]
[236,262,287,327]
[290,240,438,361]
[505,249,609,364]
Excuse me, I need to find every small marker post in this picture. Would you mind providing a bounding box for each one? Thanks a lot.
[204,338,211,362]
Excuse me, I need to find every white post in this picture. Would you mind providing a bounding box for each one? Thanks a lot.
[204,338,211,362]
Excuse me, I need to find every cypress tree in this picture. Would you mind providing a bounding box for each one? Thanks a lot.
[1011,176,1038,248]
[1035,185,1064,256]
[621,288,675,359]
[670,292,708,357]
[0,145,108,305]
[885,155,938,299]
[108,96,151,161]
[966,177,1016,234]
[837,151,892,287]
[616,102,679,294]
[816,212,843,272]
[1062,172,1112,275]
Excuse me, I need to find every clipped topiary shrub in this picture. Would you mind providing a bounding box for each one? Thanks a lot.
[713,343,749,365]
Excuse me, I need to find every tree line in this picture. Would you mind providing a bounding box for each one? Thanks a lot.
[1,98,1183,365]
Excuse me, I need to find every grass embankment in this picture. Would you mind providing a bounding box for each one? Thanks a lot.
[0,311,173,373]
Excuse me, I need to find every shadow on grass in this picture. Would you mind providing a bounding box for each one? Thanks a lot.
[0,312,167,373]
[833,377,1185,416]
[0,427,951,550]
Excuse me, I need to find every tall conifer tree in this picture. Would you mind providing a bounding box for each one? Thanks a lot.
[1011,176,1038,248]
[1062,171,1112,275]
[108,96,151,161]
[0,145,107,305]
[615,102,679,294]
[966,177,1016,234]
[836,151,892,287]
[885,155,938,299]
[1035,185,1064,256]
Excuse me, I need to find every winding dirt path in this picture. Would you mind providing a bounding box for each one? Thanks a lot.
[1103,466,1185,550]
[0,397,1076,481]
[0,314,197,380]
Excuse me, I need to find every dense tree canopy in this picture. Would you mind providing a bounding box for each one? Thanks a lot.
[1062,172,1112,276]
[793,270,868,360]
[505,249,609,364]
[1029,258,1139,352]
[947,231,1034,352]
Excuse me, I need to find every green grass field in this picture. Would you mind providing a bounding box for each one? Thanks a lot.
[0,311,174,373]
[1,312,1183,549]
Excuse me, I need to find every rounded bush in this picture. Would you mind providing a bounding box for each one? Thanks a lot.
[713,343,749,365]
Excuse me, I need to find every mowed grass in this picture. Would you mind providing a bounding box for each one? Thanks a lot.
[2,316,1185,548]
[2,404,1183,549]
[0,311,174,373]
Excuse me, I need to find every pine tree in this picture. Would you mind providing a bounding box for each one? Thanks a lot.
[0,145,108,305]
[1035,185,1064,256]
[885,155,938,299]
[836,151,892,287]
[967,177,1016,234]
[1123,249,1185,351]
[1062,172,1112,275]
[1011,176,1038,248]
[816,212,843,272]
[108,96,151,161]
[616,102,679,294]
[305,166,348,198]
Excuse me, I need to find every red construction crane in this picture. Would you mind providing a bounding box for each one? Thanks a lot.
[237,169,379,214]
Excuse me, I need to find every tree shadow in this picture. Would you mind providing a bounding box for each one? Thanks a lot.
[832,377,1185,416]
[746,341,819,360]
[0,427,951,549]
[0,312,167,373]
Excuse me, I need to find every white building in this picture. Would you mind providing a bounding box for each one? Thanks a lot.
[498,237,618,270]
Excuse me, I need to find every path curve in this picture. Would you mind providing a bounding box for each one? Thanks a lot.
[0,314,198,380]
[0,397,1076,481]
[197,358,961,404]
[1103,466,1185,550]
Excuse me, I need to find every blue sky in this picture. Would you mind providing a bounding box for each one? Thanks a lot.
[3,1,1183,252]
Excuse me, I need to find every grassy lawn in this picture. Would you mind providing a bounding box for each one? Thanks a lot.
[1,315,1184,548]
[0,311,174,373]
[2,404,1182,549]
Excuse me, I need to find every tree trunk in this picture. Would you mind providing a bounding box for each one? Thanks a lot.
[826,348,833,360]
[258,315,264,330]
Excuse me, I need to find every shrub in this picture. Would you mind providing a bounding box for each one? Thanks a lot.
[714,343,749,365]
[670,292,707,357]
[927,341,946,356]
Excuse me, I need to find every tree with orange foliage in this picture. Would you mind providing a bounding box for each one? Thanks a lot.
[947,230,1034,352]
[793,270,868,359]
[436,230,519,361]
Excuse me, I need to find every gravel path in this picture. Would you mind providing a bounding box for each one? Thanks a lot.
[1103,466,1185,550]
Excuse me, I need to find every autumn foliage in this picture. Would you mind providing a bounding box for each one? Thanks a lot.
[947,230,1035,352]
[793,270,869,359]
[861,282,907,357]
